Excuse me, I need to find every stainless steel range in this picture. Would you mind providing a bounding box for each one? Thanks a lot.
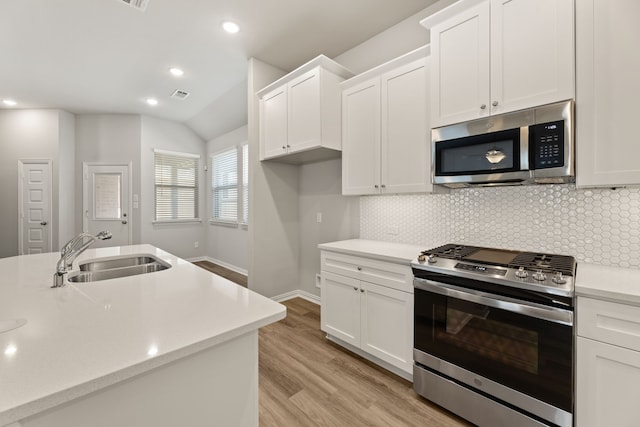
[412,244,576,427]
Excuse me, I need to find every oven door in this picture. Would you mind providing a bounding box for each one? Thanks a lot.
[433,127,531,185]
[414,278,573,419]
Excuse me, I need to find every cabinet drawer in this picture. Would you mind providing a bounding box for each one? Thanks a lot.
[578,297,640,352]
[321,251,413,293]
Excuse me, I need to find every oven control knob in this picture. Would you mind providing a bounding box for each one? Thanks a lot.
[427,254,438,264]
[515,267,528,278]
[418,254,426,263]
[552,272,567,285]
[532,270,547,281]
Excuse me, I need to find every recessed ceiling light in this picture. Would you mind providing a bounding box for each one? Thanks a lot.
[2,99,17,106]
[146,98,159,106]
[222,21,239,34]
[169,67,184,77]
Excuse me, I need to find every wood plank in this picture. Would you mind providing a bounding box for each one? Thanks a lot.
[259,298,472,427]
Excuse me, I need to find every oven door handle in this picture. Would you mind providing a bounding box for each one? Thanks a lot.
[414,278,573,326]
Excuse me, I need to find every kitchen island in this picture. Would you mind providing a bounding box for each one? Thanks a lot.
[0,244,285,427]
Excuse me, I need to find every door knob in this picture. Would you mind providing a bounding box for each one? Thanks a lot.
[40,221,47,226]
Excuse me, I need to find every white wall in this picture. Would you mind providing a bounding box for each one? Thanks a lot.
[57,110,76,246]
[75,114,142,244]
[299,159,359,297]
[140,116,206,259]
[205,125,249,273]
[334,0,456,73]
[0,109,61,258]
[247,58,301,298]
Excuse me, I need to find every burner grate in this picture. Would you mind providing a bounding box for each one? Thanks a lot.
[509,253,576,276]
[424,244,480,259]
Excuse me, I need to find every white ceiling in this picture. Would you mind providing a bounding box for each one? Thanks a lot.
[0,0,435,138]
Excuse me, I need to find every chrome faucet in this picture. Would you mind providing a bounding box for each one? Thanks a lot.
[52,231,112,288]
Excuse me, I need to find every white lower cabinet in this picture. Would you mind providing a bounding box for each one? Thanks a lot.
[576,296,640,426]
[320,251,414,377]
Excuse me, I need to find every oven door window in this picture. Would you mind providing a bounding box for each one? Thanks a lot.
[435,128,521,176]
[414,289,572,412]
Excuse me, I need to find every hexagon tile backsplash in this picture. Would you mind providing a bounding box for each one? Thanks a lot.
[360,184,640,269]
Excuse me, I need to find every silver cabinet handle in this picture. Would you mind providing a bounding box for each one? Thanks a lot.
[282,145,286,150]
[480,104,487,110]
[353,287,358,291]
[492,101,499,107]
[357,267,362,271]
[374,184,379,189]
[360,289,365,293]
[122,220,128,224]
[40,221,47,226]
[381,184,386,189]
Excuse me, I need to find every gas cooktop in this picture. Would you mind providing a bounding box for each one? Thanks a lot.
[412,244,577,298]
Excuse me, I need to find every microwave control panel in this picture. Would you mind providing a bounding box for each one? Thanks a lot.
[530,120,564,169]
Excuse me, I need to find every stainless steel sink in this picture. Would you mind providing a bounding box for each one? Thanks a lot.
[79,256,161,272]
[67,255,171,283]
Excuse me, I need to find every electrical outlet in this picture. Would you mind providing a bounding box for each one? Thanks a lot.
[194,241,199,248]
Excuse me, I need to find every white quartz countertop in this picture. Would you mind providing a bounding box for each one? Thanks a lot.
[576,262,640,305]
[318,239,426,264]
[0,244,286,426]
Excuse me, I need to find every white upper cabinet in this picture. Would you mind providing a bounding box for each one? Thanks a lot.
[341,46,434,196]
[576,0,640,187]
[258,56,353,164]
[423,0,575,128]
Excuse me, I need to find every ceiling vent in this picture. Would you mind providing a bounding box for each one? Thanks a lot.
[170,90,190,100]
[118,0,148,12]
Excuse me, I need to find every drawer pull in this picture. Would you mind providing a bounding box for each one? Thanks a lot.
[357,267,362,271]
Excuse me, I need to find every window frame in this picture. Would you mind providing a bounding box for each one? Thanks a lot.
[153,149,201,224]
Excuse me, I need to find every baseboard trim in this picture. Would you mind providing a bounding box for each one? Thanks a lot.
[186,256,248,276]
[271,290,320,305]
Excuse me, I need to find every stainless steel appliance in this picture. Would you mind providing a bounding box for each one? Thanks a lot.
[432,100,574,188]
[412,244,576,427]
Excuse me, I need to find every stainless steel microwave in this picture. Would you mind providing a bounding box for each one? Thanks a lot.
[432,100,574,188]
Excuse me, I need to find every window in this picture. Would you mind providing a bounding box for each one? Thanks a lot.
[242,143,249,224]
[154,149,200,221]
[211,143,249,225]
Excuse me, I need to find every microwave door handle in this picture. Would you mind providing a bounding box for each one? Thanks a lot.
[413,278,573,326]
[520,126,529,170]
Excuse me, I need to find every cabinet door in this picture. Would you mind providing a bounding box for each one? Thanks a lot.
[360,282,414,374]
[341,78,381,195]
[430,1,490,127]
[320,271,361,347]
[381,57,431,194]
[490,0,574,115]
[260,86,288,160]
[576,0,640,187]
[577,337,640,427]
[287,68,322,154]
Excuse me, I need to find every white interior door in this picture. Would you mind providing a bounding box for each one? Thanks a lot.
[18,160,52,254]
[83,163,132,248]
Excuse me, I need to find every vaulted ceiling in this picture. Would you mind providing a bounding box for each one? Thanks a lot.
[0,0,436,139]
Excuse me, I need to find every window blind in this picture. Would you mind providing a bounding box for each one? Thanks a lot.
[212,147,238,222]
[154,150,199,221]
[242,144,249,224]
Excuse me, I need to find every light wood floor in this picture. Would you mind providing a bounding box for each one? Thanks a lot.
[259,298,472,427]
[192,260,247,287]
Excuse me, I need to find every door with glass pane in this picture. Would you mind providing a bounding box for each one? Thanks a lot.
[83,163,131,247]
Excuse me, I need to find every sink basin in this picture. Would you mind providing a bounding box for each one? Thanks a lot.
[79,256,161,272]
[68,254,171,283]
